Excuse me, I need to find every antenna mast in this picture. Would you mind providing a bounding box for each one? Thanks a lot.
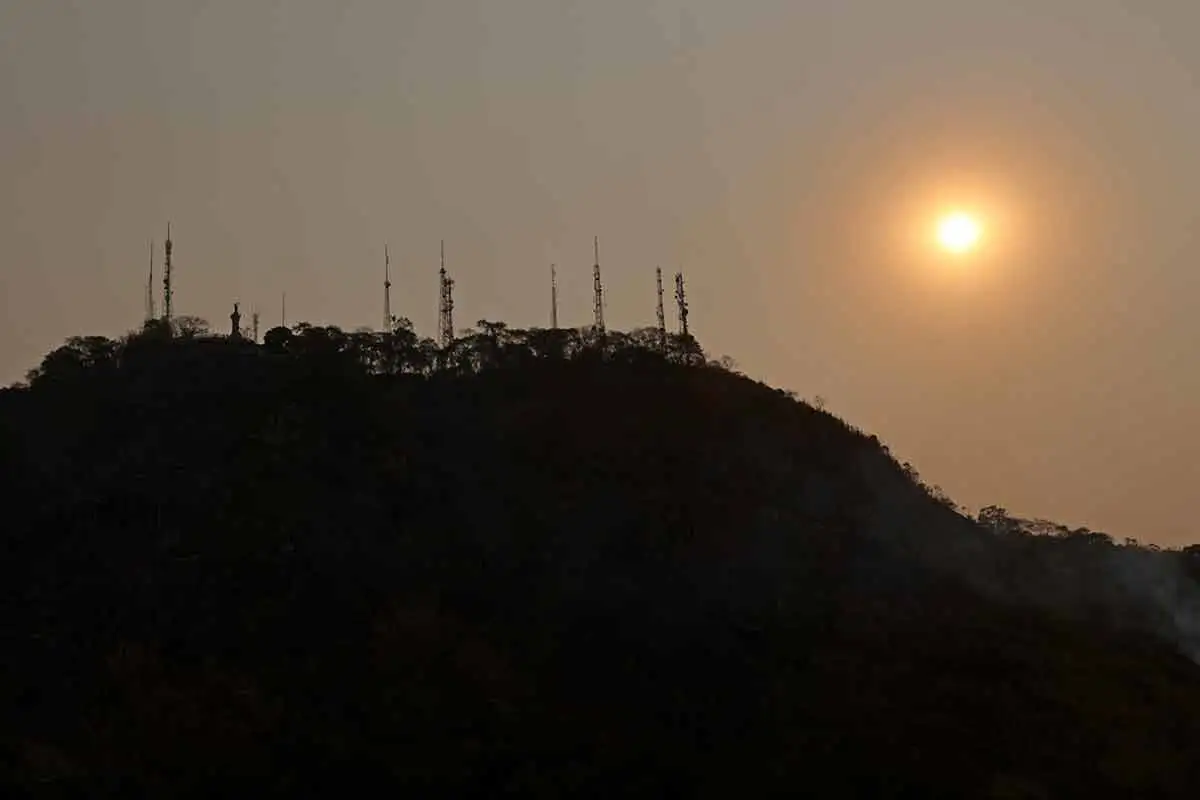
[550,264,559,329]
[252,310,260,343]
[145,239,156,323]
[384,243,392,333]
[674,270,690,338]
[592,236,605,334]
[162,222,173,325]
[655,266,667,351]
[281,292,287,328]
[438,240,455,347]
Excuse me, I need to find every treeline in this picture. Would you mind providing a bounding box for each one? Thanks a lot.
[20,316,719,389]
[948,504,1200,659]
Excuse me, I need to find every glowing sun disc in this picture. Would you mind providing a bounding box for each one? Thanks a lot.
[937,212,982,253]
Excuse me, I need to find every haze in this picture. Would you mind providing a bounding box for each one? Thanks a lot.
[3,1,1199,546]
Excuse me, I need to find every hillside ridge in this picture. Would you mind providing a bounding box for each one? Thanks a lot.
[4,322,1200,795]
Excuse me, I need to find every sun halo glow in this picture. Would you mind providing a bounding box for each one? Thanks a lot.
[937,212,982,254]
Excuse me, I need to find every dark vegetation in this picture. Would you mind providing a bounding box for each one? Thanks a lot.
[4,317,1200,796]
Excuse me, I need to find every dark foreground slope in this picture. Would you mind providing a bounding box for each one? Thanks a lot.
[3,331,1200,797]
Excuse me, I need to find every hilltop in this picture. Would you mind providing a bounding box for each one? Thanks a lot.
[3,321,1200,796]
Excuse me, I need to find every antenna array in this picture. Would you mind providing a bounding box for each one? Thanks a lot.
[131,231,702,354]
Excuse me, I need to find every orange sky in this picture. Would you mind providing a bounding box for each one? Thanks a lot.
[3,1,1199,544]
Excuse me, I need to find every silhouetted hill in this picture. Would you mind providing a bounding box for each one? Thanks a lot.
[4,323,1200,796]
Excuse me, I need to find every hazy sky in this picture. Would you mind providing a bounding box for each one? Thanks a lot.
[3,1,1200,545]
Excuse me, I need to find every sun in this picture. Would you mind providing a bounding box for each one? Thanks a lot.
[936,212,982,254]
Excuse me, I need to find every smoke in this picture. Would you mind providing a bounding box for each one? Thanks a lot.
[850,441,1200,662]
[1103,545,1200,661]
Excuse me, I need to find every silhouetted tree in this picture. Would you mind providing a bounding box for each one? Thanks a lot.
[171,315,210,338]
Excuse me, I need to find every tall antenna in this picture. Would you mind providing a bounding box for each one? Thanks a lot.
[438,240,455,347]
[281,292,287,328]
[592,236,605,334]
[674,270,690,338]
[383,243,392,333]
[252,310,260,343]
[162,222,173,325]
[145,239,156,323]
[655,266,667,351]
[550,264,559,329]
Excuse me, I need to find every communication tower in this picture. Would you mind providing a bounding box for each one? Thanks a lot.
[162,223,173,325]
[655,266,667,351]
[592,236,605,334]
[438,240,455,347]
[145,239,156,323]
[551,264,559,329]
[384,244,393,333]
[674,270,689,338]
[252,310,260,343]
